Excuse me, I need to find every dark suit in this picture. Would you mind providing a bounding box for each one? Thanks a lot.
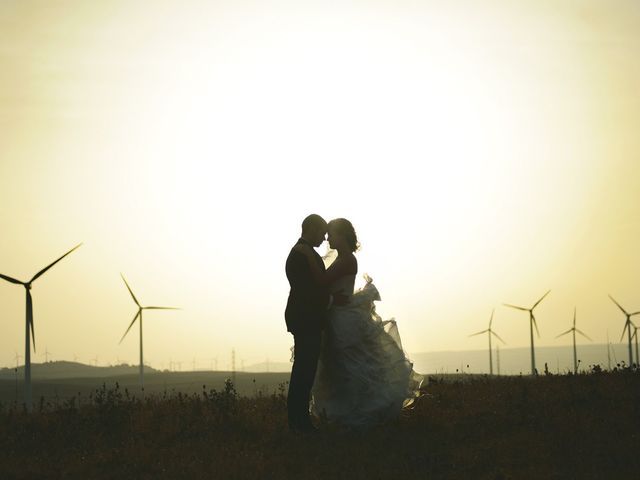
[285,238,330,431]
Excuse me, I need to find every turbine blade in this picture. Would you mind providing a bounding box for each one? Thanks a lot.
[489,309,494,329]
[120,274,141,307]
[27,289,35,352]
[30,243,82,283]
[491,330,506,344]
[575,328,592,341]
[532,290,551,310]
[620,321,629,342]
[144,306,180,310]
[0,273,23,285]
[503,303,529,312]
[119,311,140,344]
[573,307,576,328]
[469,329,489,337]
[556,328,573,338]
[609,295,629,316]
[532,314,540,338]
[631,311,640,317]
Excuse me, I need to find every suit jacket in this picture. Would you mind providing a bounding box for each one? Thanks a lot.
[284,238,330,334]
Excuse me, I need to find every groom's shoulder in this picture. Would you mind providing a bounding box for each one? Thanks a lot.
[289,238,309,251]
[287,241,305,258]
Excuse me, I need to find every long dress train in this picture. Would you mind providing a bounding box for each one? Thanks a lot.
[311,275,423,428]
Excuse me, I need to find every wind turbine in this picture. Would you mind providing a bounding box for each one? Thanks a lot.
[503,290,550,375]
[468,309,506,375]
[14,352,22,369]
[556,307,591,374]
[231,348,236,384]
[0,243,82,411]
[608,295,640,367]
[631,326,639,367]
[606,331,612,371]
[42,347,52,363]
[119,274,179,389]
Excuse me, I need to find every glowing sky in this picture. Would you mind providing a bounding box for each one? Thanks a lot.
[1,0,639,370]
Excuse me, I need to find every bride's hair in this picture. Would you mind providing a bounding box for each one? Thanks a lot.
[328,218,360,252]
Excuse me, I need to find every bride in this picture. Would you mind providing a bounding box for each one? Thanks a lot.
[293,218,422,428]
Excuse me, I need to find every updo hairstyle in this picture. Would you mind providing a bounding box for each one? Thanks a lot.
[328,218,360,252]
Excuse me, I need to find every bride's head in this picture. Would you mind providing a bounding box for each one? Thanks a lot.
[327,218,360,253]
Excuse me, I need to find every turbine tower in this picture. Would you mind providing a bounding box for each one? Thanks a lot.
[231,348,236,385]
[631,326,639,367]
[14,352,22,369]
[608,295,639,367]
[468,309,505,375]
[119,274,179,389]
[503,290,550,375]
[0,243,82,411]
[556,307,591,374]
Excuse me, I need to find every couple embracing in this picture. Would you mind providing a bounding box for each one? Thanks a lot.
[285,214,422,433]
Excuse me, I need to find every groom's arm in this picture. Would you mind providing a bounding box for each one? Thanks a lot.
[287,250,331,310]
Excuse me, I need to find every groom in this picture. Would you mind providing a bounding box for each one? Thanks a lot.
[285,214,341,433]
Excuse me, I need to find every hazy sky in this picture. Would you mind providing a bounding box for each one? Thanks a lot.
[1,0,639,370]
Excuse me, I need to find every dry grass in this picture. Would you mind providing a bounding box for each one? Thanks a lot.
[1,369,639,480]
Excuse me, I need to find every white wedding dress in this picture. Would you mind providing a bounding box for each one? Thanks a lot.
[311,274,423,428]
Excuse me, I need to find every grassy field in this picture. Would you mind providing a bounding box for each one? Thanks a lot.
[1,369,639,479]
[0,370,292,404]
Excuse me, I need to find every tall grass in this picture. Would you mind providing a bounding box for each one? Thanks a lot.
[1,369,639,479]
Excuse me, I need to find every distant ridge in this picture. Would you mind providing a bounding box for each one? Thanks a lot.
[409,343,631,375]
[1,343,630,380]
[0,361,158,380]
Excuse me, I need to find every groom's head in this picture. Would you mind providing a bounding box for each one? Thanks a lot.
[301,214,327,247]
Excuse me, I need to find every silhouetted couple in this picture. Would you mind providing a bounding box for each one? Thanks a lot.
[285,214,422,433]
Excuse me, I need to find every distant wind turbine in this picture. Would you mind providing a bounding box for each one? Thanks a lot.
[468,309,506,375]
[631,326,639,367]
[231,348,236,384]
[42,347,52,363]
[608,295,640,367]
[556,307,591,374]
[14,351,21,402]
[119,274,179,389]
[0,243,82,411]
[14,352,22,369]
[503,290,550,375]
